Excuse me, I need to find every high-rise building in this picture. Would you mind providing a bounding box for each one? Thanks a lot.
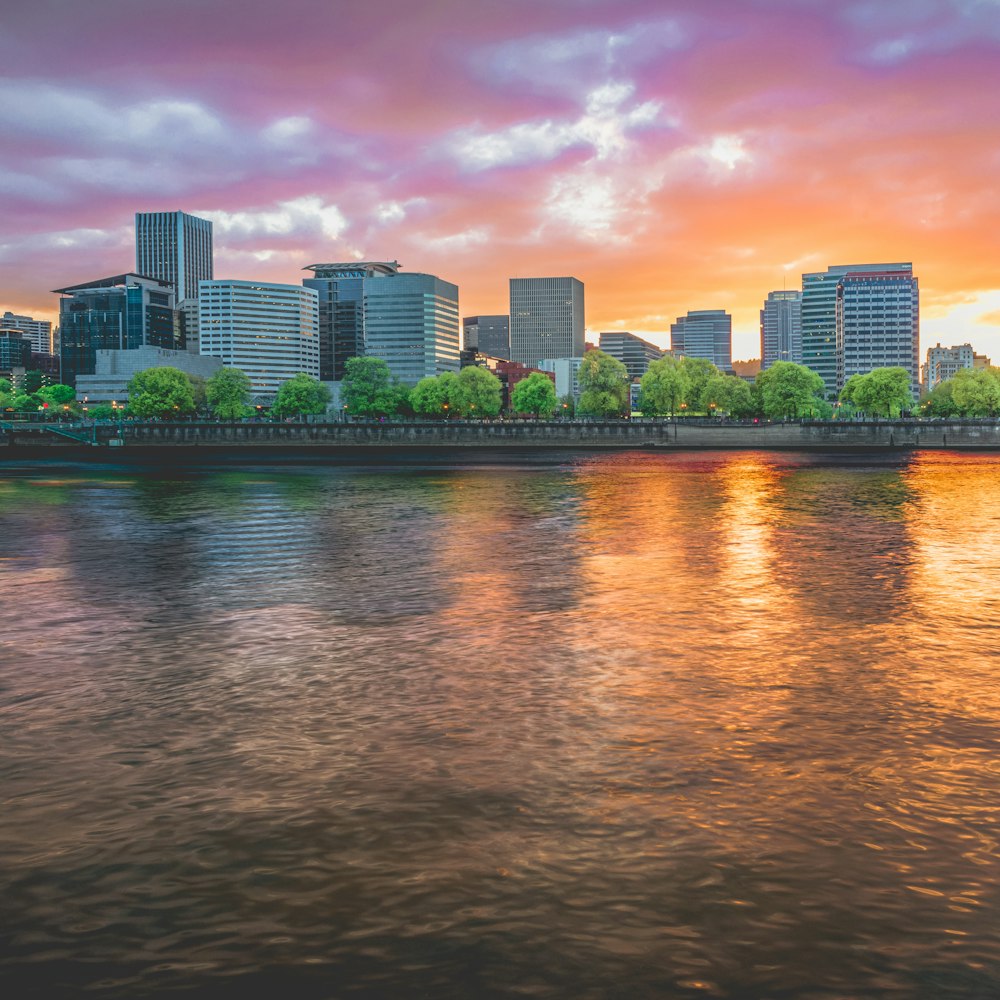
[509,277,585,367]
[759,291,802,369]
[135,211,214,302]
[835,265,919,395]
[1,311,54,354]
[923,344,975,389]
[0,330,33,377]
[198,280,319,399]
[670,309,732,370]
[598,331,663,381]
[801,262,913,396]
[363,272,460,383]
[537,356,585,402]
[303,261,400,381]
[54,274,181,387]
[463,315,510,359]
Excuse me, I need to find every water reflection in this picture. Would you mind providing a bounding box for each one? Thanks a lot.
[2,451,1000,999]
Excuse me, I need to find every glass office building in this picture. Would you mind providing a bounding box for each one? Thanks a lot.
[135,211,214,303]
[670,309,732,370]
[509,277,585,367]
[760,290,802,369]
[463,315,510,359]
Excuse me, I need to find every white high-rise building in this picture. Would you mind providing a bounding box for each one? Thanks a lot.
[198,281,319,400]
[1,311,53,354]
[509,277,585,367]
[923,343,975,389]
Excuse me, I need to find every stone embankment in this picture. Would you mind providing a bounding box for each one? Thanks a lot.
[3,418,1000,451]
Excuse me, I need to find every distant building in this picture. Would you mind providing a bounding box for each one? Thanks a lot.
[135,211,214,303]
[731,359,762,380]
[923,343,975,390]
[463,315,510,359]
[75,346,223,404]
[538,357,585,402]
[670,309,732,370]
[509,277,585,367]
[801,262,914,396]
[1,311,53,354]
[598,331,662,381]
[198,280,319,400]
[760,291,802,369]
[836,265,919,395]
[0,330,33,378]
[495,361,555,411]
[363,271,460,383]
[302,261,400,381]
[54,274,182,388]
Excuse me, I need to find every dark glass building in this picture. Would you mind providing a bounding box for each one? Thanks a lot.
[463,315,510,359]
[598,331,663,381]
[670,309,732,370]
[0,330,33,376]
[54,274,181,388]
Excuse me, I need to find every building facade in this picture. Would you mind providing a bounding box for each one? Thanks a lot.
[302,261,400,381]
[598,331,663,381]
[537,357,585,403]
[0,330,33,378]
[509,277,585,367]
[54,274,181,387]
[198,280,319,399]
[923,343,974,390]
[135,211,214,303]
[760,290,802,369]
[670,309,732,370]
[463,315,510,359]
[1,311,54,354]
[363,272,460,384]
[835,265,919,395]
[75,346,223,404]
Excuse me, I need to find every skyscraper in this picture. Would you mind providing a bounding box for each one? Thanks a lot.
[54,273,181,387]
[670,310,732,370]
[135,211,213,350]
[801,262,912,396]
[463,315,510,359]
[198,280,319,399]
[509,277,584,367]
[598,331,663,381]
[303,261,400,380]
[363,272,460,383]
[760,290,802,369]
[836,265,919,395]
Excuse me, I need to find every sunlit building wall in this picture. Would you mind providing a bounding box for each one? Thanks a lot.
[923,343,974,389]
[538,356,585,402]
[198,280,319,399]
[760,291,802,369]
[509,277,584,367]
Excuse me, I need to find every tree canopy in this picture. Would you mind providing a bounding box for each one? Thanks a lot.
[342,357,409,416]
[840,367,913,417]
[639,356,688,416]
[126,367,196,419]
[271,373,331,418]
[577,349,629,417]
[511,372,557,416]
[411,371,458,417]
[451,365,503,417]
[206,367,252,420]
[37,384,76,406]
[950,367,1000,417]
[702,373,756,417]
[756,361,826,419]
[677,356,721,411]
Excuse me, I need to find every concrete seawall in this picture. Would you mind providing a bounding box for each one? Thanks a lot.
[4,419,1000,452]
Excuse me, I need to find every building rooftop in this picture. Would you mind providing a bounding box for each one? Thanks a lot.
[52,273,174,294]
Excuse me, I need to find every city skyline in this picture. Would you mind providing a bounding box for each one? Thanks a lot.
[2,0,999,361]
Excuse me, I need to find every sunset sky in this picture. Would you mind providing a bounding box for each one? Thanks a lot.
[2,0,999,360]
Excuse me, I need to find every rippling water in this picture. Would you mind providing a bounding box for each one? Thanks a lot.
[2,449,1000,999]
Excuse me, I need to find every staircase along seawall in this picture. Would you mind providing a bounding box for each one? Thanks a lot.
[3,419,1000,453]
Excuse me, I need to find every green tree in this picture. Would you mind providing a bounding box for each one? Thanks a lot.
[850,367,913,418]
[702,374,756,417]
[558,393,576,417]
[452,365,502,418]
[411,371,459,417]
[839,373,865,407]
[577,349,629,416]
[342,357,408,416]
[0,378,13,396]
[86,403,118,421]
[951,367,1000,416]
[920,378,959,417]
[37,384,76,406]
[271,373,332,418]
[677,356,721,411]
[756,361,826,419]
[21,370,49,395]
[639,356,689,416]
[511,372,557,416]
[126,367,196,419]
[206,367,252,420]
[11,393,42,413]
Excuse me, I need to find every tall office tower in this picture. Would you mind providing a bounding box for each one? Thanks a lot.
[598,331,663,381]
[801,262,912,397]
[303,261,400,380]
[54,274,181,387]
[135,211,214,302]
[923,343,975,390]
[463,315,510,359]
[1,311,54,354]
[199,281,319,399]
[363,272,460,383]
[759,290,802,369]
[509,277,585,367]
[835,265,919,395]
[670,309,732,370]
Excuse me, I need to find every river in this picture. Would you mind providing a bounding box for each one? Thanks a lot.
[1,449,999,998]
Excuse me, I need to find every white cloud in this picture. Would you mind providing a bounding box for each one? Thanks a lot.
[706,136,751,171]
[202,196,349,243]
[262,116,315,144]
[420,227,491,252]
[544,175,622,240]
[0,225,130,265]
